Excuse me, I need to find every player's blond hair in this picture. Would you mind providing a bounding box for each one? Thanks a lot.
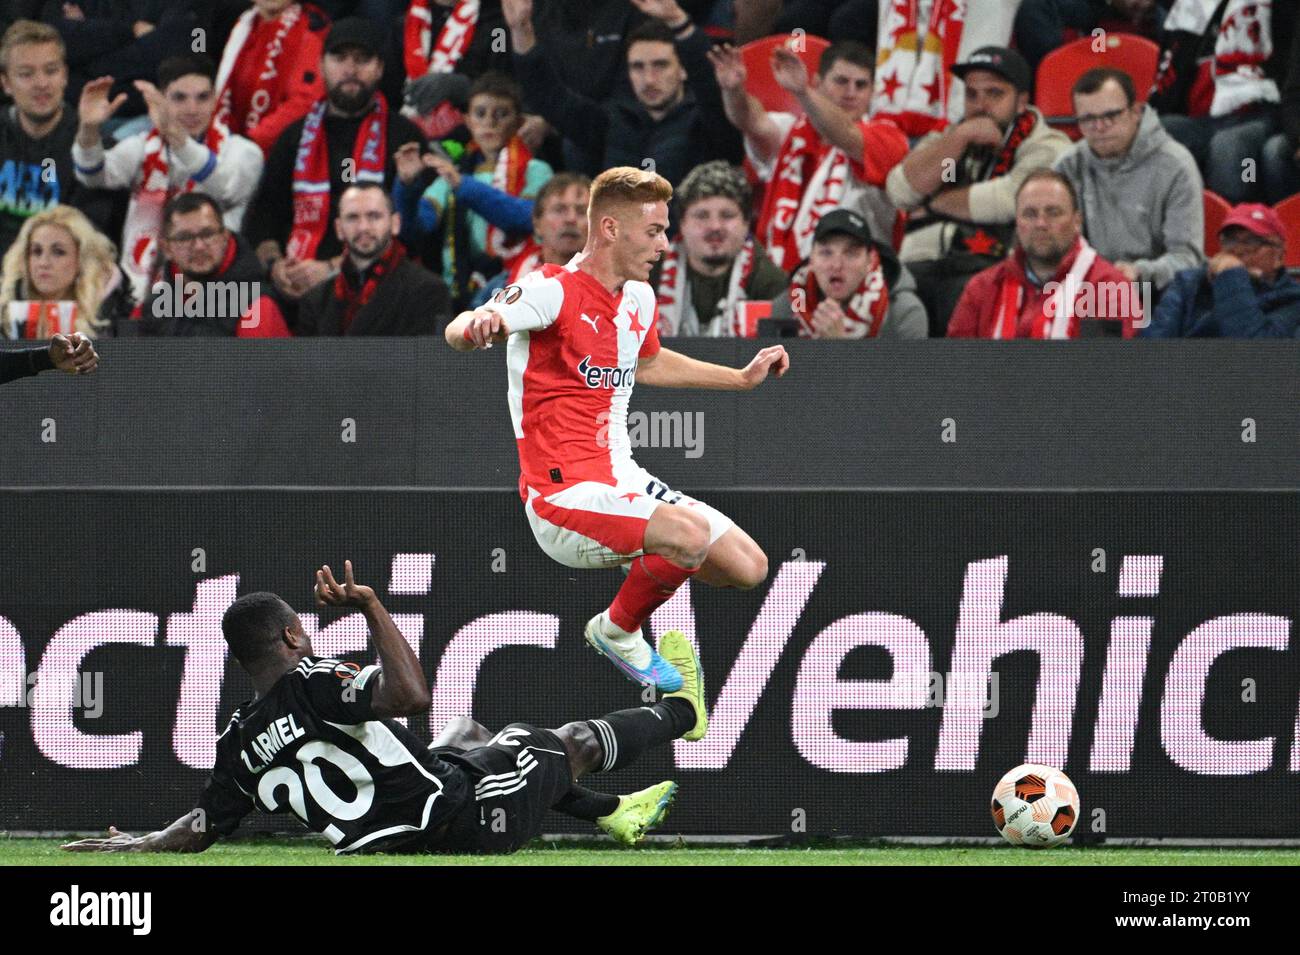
[0,20,64,74]
[588,167,673,220]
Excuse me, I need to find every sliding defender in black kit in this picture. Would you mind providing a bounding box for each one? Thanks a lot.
[63,561,705,855]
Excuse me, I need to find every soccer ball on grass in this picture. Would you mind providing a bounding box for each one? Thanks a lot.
[990,763,1079,848]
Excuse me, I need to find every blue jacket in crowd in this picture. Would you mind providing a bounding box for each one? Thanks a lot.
[1144,266,1300,338]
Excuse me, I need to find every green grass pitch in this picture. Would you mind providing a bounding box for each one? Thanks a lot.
[2,838,1296,866]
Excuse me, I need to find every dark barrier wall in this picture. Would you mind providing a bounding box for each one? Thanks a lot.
[1,340,1298,489]
[3,490,1297,838]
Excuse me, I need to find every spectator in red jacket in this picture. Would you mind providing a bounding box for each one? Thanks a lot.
[213,0,330,156]
[947,169,1141,338]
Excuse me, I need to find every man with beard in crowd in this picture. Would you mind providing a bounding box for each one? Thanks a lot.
[294,183,450,335]
[471,172,591,307]
[244,18,422,314]
[651,160,787,337]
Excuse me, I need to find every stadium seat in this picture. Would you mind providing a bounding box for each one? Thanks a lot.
[740,34,831,116]
[1202,190,1232,257]
[1276,194,1300,269]
[1034,34,1160,140]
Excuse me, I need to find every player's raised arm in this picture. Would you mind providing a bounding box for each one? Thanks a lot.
[445,274,563,351]
[315,560,431,717]
[60,809,216,853]
[637,344,790,391]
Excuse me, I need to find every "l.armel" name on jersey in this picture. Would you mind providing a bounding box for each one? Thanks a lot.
[240,714,306,773]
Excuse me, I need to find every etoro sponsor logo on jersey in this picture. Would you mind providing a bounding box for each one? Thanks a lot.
[577,355,636,389]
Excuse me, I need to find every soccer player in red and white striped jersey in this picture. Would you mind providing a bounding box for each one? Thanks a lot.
[446,166,789,694]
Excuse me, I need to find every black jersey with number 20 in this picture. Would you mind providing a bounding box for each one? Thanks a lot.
[196,657,470,854]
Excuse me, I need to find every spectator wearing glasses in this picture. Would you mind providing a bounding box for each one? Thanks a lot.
[1144,203,1300,338]
[137,192,287,337]
[1054,67,1203,292]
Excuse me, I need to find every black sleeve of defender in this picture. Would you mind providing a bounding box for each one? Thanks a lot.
[195,752,255,838]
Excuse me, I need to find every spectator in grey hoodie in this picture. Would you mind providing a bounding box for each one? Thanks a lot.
[1054,67,1203,291]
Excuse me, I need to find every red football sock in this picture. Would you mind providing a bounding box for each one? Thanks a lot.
[608,555,698,633]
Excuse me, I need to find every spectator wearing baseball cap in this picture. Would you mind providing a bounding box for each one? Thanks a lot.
[768,208,928,339]
[885,45,1071,336]
[243,16,424,325]
[1145,203,1300,338]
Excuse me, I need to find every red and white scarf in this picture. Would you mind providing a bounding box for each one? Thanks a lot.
[481,135,533,260]
[788,250,890,338]
[1164,0,1279,116]
[991,238,1098,339]
[405,0,481,78]
[6,301,77,339]
[289,94,389,260]
[120,120,230,298]
[756,115,851,271]
[872,0,1018,136]
[655,237,757,336]
[334,239,405,334]
[214,2,311,137]
[505,241,543,283]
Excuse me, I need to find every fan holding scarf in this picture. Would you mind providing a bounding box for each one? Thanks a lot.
[769,209,928,339]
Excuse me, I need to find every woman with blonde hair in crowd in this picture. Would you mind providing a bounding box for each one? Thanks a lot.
[0,205,133,340]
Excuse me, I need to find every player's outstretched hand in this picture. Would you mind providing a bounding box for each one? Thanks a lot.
[60,826,142,852]
[461,307,509,349]
[315,560,377,609]
[49,332,98,375]
[739,345,790,389]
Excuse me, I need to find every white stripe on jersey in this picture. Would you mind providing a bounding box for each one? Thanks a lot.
[295,658,340,679]
[589,719,617,772]
[474,750,536,787]
[506,328,531,441]
[336,793,444,854]
[326,720,447,785]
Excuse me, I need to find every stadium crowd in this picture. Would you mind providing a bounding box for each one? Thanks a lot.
[0,0,1296,344]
